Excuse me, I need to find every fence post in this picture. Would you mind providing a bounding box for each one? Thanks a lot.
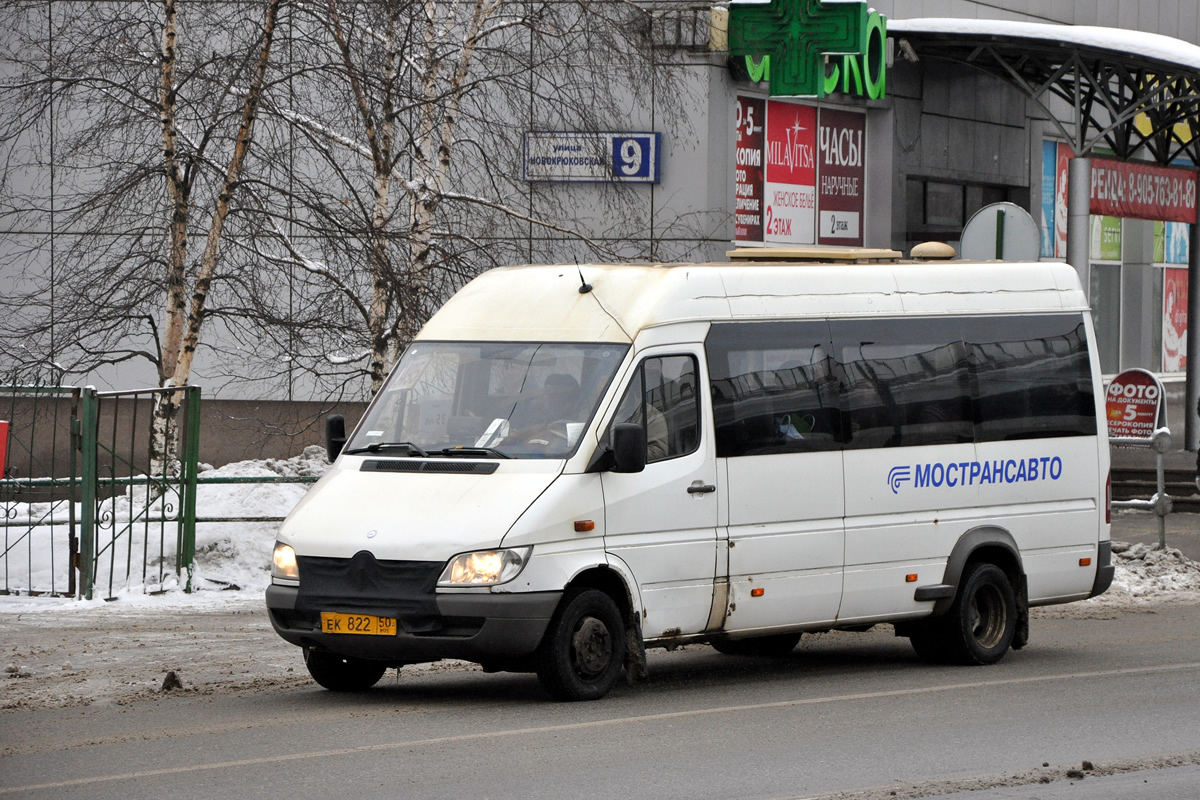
[177,386,201,592]
[77,388,98,600]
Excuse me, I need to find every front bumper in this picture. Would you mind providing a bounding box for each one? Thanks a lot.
[265,584,561,664]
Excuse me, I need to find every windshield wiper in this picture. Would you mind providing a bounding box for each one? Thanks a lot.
[343,441,429,457]
[440,446,510,459]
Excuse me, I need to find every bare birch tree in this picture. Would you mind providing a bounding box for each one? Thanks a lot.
[0,0,284,463]
[246,0,697,394]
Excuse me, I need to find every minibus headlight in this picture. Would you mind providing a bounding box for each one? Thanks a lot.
[272,542,299,581]
[438,547,532,586]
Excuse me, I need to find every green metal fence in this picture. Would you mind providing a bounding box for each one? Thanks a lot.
[0,386,82,597]
[1,385,203,599]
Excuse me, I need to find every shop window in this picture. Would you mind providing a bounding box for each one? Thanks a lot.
[1089,264,1121,374]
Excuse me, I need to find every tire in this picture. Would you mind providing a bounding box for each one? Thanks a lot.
[304,649,389,691]
[910,563,1016,666]
[710,632,801,657]
[535,588,626,701]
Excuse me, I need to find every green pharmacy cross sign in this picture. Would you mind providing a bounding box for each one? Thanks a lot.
[729,0,887,98]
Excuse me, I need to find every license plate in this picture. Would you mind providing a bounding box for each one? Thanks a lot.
[319,612,398,636]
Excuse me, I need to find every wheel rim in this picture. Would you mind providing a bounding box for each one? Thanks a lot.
[570,615,613,679]
[969,582,1006,649]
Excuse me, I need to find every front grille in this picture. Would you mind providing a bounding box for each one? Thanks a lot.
[296,552,444,632]
[361,459,498,474]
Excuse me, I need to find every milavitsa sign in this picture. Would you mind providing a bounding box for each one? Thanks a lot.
[728,0,888,99]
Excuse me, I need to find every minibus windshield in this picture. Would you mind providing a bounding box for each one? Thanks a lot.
[345,341,630,459]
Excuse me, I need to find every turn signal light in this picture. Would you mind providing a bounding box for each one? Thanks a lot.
[905,574,918,583]
[750,587,764,597]
[1079,557,1092,567]
[574,520,595,532]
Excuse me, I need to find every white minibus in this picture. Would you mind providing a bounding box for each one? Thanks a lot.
[266,249,1113,701]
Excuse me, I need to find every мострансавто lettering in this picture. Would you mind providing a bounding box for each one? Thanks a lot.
[887,457,1063,495]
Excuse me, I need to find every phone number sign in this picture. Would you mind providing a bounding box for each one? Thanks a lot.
[1105,369,1164,440]
[523,132,661,183]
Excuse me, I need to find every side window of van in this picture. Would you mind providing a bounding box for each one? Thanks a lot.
[706,321,842,457]
[610,356,700,462]
[967,314,1096,441]
[830,317,973,449]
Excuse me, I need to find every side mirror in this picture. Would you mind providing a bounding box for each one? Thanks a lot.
[325,414,346,462]
[610,423,647,473]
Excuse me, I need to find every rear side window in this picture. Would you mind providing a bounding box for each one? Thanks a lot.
[705,313,1096,457]
[706,321,841,457]
[829,317,973,449]
[968,314,1096,441]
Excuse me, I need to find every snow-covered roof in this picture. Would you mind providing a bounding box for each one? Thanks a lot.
[889,18,1200,74]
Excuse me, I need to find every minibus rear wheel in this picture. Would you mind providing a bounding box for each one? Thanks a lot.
[304,648,389,691]
[911,562,1016,666]
[535,588,626,701]
[710,633,801,657]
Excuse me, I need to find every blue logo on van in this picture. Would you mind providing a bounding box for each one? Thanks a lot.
[888,457,1063,494]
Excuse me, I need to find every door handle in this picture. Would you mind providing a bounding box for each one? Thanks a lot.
[687,482,716,494]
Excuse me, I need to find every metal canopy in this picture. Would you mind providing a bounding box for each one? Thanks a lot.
[888,19,1200,166]
[889,18,1200,452]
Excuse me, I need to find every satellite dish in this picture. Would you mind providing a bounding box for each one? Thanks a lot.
[960,202,1040,261]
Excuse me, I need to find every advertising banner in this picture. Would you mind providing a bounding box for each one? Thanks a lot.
[1040,141,1057,258]
[1163,267,1189,372]
[1164,220,1190,263]
[1090,158,1198,223]
[763,100,817,244]
[1054,142,1072,258]
[1090,216,1121,261]
[817,108,865,246]
[735,96,765,243]
[0,420,7,478]
[1106,369,1165,440]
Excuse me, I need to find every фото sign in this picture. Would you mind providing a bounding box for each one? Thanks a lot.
[735,98,865,247]
[1105,369,1165,440]
[0,420,7,478]
[522,132,661,183]
[729,0,887,98]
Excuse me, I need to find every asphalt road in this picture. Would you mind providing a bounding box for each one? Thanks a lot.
[2,601,1199,800]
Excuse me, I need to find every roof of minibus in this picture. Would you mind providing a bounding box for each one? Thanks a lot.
[416,260,1089,344]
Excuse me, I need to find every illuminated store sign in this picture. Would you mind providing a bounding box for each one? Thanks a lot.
[729,0,887,99]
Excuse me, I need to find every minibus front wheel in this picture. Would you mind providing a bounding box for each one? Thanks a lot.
[535,588,626,701]
[304,648,389,692]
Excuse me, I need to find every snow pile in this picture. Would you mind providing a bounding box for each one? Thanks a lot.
[201,445,331,478]
[187,448,329,594]
[1108,541,1200,598]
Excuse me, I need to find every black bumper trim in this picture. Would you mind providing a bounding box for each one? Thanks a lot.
[1089,540,1115,597]
[266,584,562,664]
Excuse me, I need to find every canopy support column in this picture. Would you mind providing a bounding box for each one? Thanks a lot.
[1186,211,1200,451]
[1066,157,1092,296]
